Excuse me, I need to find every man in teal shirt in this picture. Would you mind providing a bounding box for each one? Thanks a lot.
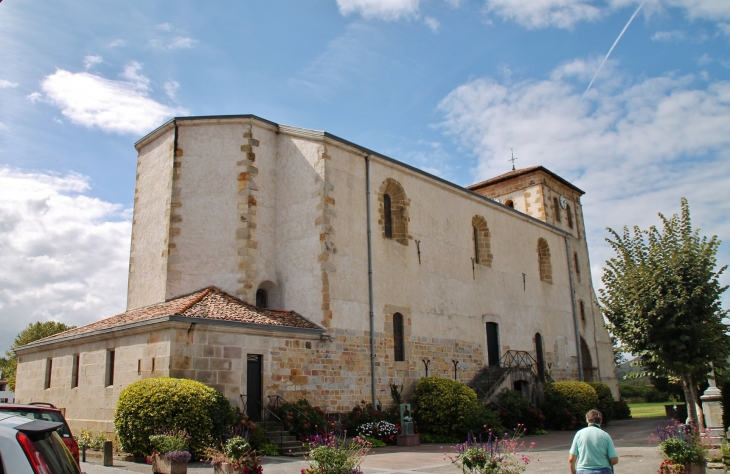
[569,409,619,474]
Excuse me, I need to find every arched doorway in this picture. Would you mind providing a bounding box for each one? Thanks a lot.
[580,336,595,381]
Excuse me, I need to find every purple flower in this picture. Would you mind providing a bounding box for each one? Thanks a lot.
[164,451,192,463]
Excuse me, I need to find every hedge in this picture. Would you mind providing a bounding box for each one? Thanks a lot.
[114,377,236,457]
[547,382,599,427]
[587,382,615,424]
[412,377,502,438]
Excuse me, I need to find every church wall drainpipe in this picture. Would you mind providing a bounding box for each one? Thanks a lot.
[565,236,584,381]
[365,155,377,406]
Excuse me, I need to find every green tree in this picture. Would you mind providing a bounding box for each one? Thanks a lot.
[0,321,74,391]
[600,198,728,427]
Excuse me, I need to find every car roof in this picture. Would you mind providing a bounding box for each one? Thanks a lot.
[0,403,60,412]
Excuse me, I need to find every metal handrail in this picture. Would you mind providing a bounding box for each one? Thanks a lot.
[240,395,284,453]
[267,395,320,437]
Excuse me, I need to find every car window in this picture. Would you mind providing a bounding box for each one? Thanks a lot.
[30,431,80,474]
[1,410,72,437]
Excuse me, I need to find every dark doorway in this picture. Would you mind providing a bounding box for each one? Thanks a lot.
[535,333,545,381]
[486,322,500,367]
[580,336,594,382]
[246,354,263,421]
[256,289,268,309]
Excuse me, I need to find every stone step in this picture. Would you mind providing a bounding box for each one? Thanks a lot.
[267,435,298,443]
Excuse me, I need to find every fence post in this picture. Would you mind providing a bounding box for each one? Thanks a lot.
[102,440,113,466]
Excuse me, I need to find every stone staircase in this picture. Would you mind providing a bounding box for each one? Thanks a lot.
[468,365,509,400]
[259,421,308,457]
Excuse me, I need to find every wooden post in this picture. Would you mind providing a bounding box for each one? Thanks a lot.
[102,440,113,466]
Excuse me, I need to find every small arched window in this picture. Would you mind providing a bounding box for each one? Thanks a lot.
[393,312,405,361]
[537,238,552,284]
[580,300,586,324]
[256,289,268,309]
[505,199,514,209]
[566,204,574,229]
[383,194,393,239]
[574,252,581,282]
[472,215,493,267]
[553,197,561,222]
[473,225,480,264]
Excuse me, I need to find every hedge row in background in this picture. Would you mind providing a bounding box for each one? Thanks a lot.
[114,377,236,457]
[619,381,670,403]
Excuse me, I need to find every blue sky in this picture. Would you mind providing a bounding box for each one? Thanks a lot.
[0,0,729,354]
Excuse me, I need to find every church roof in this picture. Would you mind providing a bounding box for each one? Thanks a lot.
[467,165,585,195]
[21,287,323,349]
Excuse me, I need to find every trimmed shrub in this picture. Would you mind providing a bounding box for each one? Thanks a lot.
[541,384,577,430]
[114,377,236,457]
[412,377,502,438]
[549,382,599,426]
[493,389,545,434]
[613,400,632,420]
[587,382,615,424]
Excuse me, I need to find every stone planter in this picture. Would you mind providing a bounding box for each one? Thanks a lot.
[684,463,706,474]
[213,462,234,474]
[151,454,188,474]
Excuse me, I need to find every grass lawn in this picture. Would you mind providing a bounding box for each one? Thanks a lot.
[628,402,683,418]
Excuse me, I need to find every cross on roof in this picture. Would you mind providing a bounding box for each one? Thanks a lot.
[509,149,518,170]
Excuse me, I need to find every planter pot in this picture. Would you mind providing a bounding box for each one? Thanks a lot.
[213,462,234,474]
[151,454,188,474]
[684,463,706,474]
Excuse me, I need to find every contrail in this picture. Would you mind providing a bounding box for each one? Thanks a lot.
[580,1,645,103]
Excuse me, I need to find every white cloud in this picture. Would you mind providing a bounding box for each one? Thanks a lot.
[27,92,42,103]
[652,30,688,42]
[33,63,187,135]
[156,22,174,32]
[109,39,126,48]
[719,23,730,37]
[164,80,180,99]
[438,59,730,295]
[336,0,420,20]
[83,55,103,70]
[0,80,18,88]
[484,0,604,29]
[424,16,441,31]
[698,53,712,66]
[149,36,197,51]
[0,168,131,353]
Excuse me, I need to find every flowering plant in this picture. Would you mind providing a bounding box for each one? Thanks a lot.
[448,427,533,474]
[658,460,687,474]
[149,429,191,463]
[164,451,192,463]
[204,437,262,474]
[357,421,400,444]
[650,422,708,467]
[302,431,372,474]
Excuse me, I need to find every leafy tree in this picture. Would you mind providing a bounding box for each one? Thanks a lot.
[600,198,728,427]
[0,321,74,391]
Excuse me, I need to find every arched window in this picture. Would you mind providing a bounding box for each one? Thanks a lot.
[256,289,268,308]
[580,300,586,324]
[472,215,493,267]
[379,179,410,245]
[553,197,561,222]
[505,199,514,209]
[535,333,545,381]
[486,322,500,367]
[393,312,405,361]
[566,204,574,229]
[537,238,552,284]
[574,252,581,282]
[383,194,393,239]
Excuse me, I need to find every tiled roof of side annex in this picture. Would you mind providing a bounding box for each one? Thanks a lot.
[29,287,322,346]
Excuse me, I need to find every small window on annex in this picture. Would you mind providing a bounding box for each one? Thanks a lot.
[393,312,405,362]
[106,350,115,387]
[379,179,410,245]
[537,238,552,284]
[580,300,586,325]
[44,358,53,389]
[71,354,80,389]
[574,252,581,282]
[505,199,514,209]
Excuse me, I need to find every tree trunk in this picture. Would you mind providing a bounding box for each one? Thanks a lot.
[682,372,700,427]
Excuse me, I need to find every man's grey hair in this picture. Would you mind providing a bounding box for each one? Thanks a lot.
[586,409,602,424]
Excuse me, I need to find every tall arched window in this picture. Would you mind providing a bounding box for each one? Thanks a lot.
[393,312,405,361]
[472,215,493,267]
[580,300,586,324]
[486,322,500,367]
[566,204,574,229]
[574,252,581,282]
[256,289,268,308]
[383,194,393,239]
[535,333,545,381]
[537,238,552,284]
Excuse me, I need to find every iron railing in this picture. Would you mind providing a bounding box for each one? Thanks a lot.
[240,394,284,452]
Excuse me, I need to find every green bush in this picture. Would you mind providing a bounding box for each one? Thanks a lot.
[549,382,599,427]
[541,384,577,430]
[248,425,269,450]
[269,398,330,440]
[114,377,236,457]
[619,381,669,403]
[587,382,615,424]
[493,389,545,434]
[257,443,280,456]
[613,400,632,420]
[412,377,502,439]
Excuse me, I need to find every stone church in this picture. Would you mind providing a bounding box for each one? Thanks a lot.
[14,114,617,433]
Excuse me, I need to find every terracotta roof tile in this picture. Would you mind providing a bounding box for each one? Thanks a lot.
[467,165,584,195]
[31,287,322,345]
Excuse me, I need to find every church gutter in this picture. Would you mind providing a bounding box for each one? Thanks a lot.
[564,237,584,381]
[365,155,377,407]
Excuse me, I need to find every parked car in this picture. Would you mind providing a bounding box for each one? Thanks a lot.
[0,412,81,473]
[0,403,80,468]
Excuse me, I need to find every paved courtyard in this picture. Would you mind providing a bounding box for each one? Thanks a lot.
[81,417,667,474]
